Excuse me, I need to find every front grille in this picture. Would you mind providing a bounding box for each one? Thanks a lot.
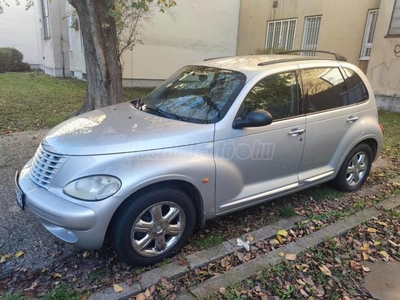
[30,145,67,188]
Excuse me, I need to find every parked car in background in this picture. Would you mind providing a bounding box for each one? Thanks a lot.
[16,51,384,266]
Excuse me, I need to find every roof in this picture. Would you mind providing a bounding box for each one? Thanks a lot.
[195,54,343,79]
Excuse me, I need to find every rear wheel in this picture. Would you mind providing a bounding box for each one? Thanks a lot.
[332,144,372,192]
[110,186,196,266]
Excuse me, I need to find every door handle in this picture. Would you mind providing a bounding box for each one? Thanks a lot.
[288,128,305,136]
[346,116,359,123]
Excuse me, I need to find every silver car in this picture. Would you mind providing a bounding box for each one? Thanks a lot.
[16,52,384,266]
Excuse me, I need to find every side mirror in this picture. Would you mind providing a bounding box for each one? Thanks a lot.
[233,109,273,129]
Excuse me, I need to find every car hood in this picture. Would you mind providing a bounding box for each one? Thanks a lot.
[42,102,215,155]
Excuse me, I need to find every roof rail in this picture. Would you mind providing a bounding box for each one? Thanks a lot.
[204,56,233,61]
[257,57,320,66]
[277,50,347,61]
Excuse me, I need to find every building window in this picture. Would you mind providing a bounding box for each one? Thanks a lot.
[266,19,297,51]
[388,0,400,36]
[40,0,51,39]
[301,16,322,54]
[360,9,378,60]
[67,15,74,51]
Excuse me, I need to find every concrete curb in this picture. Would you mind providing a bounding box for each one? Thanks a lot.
[187,196,400,299]
[88,216,304,300]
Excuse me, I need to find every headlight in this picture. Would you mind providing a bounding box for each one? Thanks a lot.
[64,176,121,200]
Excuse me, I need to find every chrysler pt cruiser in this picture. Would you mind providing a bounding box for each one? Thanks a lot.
[15,51,384,266]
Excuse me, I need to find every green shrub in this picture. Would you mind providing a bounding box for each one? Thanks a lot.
[0,47,28,73]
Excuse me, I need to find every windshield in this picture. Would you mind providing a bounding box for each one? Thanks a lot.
[137,66,246,124]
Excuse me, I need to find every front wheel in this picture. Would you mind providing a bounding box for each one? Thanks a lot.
[110,186,196,266]
[332,144,372,192]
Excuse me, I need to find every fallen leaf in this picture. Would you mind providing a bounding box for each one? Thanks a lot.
[388,240,399,247]
[285,253,297,261]
[300,288,309,297]
[315,285,325,297]
[379,251,389,258]
[269,238,280,246]
[0,254,12,263]
[350,260,361,271]
[15,251,24,258]
[113,284,123,293]
[376,221,388,227]
[276,235,283,244]
[362,265,371,272]
[278,251,285,257]
[144,288,152,297]
[366,227,377,233]
[373,241,381,246]
[277,229,288,237]
[319,265,332,277]
[297,279,306,285]
[53,273,62,278]
[219,287,226,293]
[136,293,146,300]
[83,251,90,258]
[24,280,38,291]
[362,252,369,261]
[236,251,245,262]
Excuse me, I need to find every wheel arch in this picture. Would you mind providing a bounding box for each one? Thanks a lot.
[359,138,378,160]
[107,180,205,238]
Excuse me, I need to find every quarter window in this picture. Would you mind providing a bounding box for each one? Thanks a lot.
[266,19,297,51]
[301,68,348,112]
[244,72,300,121]
[342,68,369,104]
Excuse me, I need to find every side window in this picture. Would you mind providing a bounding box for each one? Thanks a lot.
[244,71,300,121]
[342,68,369,104]
[301,68,348,112]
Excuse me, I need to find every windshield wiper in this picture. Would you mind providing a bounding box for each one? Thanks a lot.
[130,98,144,110]
[144,105,184,121]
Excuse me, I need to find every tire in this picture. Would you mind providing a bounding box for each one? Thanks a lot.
[332,143,372,192]
[110,186,196,266]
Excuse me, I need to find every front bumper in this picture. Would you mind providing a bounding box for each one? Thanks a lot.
[17,161,106,249]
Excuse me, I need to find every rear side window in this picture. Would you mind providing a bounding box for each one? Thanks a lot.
[342,68,369,104]
[301,67,348,113]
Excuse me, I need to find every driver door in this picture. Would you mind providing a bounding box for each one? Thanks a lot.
[214,70,306,213]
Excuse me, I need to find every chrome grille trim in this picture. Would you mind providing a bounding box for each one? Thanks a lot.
[30,145,67,188]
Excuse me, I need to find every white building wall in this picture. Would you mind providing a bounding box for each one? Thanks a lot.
[0,1,41,67]
[66,2,85,79]
[121,0,240,86]
[67,0,240,86]
[35,0,70,77]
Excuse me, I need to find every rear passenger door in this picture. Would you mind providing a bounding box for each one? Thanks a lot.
[297,65,362,184]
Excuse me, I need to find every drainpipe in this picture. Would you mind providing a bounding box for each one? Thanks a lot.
[61,48,65,78]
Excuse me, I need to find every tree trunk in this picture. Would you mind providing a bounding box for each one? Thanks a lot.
[68,0,122,114]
